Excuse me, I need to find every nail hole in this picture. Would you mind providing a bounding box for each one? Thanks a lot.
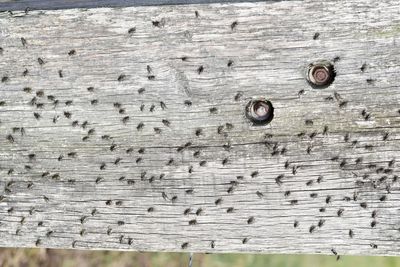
[246,99,274,125]
[306,61,335,88]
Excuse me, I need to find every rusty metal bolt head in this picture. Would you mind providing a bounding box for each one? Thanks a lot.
[306,61,335,88]
[246,99,274,125]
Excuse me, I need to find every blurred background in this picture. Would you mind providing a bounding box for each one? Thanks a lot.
[0,249,399,267]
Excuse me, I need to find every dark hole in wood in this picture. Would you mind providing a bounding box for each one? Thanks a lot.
[306,61,335,88]
[246,99,274,125]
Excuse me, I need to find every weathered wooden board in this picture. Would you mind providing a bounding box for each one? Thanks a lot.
[0,0,400,257]
[0,0,265,12]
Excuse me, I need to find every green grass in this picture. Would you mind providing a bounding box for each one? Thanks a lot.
[195,254,400,267]
[0,249,399,267]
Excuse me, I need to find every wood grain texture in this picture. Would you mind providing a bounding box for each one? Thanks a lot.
[0,0,269,12]
[0,0,400,257]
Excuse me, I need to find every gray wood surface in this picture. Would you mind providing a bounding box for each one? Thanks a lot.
[0,0,269,12]
[0,0,400,257]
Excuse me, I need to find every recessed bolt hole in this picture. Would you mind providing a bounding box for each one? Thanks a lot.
[246,99,274,125]
[306,61,335,88]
